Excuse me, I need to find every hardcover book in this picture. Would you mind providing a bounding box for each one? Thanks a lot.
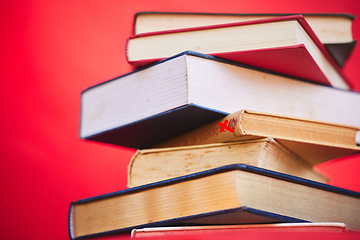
[133,11,357,67]
[128,138,327,187]
[131,223,348,238]
[126,15,350,89]
[80,51,360,149]
[68,164,360,239]
[155,110,360,165]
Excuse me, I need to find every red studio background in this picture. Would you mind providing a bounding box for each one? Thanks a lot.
[1,0,360,240]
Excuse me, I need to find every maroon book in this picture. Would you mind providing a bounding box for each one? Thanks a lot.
[126,15,351,90]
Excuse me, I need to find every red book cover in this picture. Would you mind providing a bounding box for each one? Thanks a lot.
[131,223,349,238]
[126,15,351,90]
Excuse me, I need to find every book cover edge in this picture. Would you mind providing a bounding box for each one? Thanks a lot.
[82,103,229,141]
[70,206,308,239]
[134,11,356,21]
[71,164,360,205]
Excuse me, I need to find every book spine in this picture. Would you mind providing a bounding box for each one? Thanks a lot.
[127,151,141,188]
[155,111,249,148]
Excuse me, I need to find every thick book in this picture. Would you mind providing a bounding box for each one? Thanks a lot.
[156,110,360,165]
[68,164,360,239]
[80,51,360,149]
[131,223,348,238]
[126,15,350,89]
[128,138,327,187]
[133,12,357,67]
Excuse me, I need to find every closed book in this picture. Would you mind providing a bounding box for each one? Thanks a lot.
[128,138,327,187]
[131,223,348,238]
[133,11,357,67]
[80,51,360,149]
[126,15,350,89]
[156,110,360,165]
[68,164,360,239]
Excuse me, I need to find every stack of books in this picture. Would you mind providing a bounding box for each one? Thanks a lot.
[69,12,360,239]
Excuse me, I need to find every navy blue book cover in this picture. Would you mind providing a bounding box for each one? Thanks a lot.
[68,164,360,239]
[84,103,227,149]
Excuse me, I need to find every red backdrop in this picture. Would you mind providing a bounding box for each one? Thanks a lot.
[1,0,360,239]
